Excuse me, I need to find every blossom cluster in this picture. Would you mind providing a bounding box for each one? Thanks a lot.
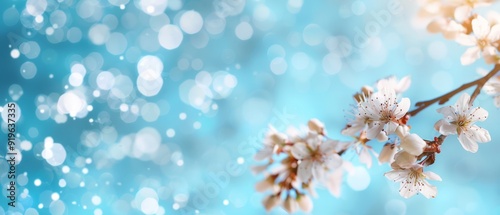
[253,120,347,213]
[418,0,500,107]
[253,1,500,213]
[421,0,500,65]
[254,74,492,213]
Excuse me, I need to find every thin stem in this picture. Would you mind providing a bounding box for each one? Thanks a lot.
[408,64,500,116]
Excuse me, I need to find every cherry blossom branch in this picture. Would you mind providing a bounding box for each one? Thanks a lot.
[408,64,500,116]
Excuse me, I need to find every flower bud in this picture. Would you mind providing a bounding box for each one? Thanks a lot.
[267,126,287,144]
[395,125,409,139]
[297,194,313,213]
[361,85,373,96]
[283,195,298,214]
[255,176,275,192]
[376,131,389,142]
[270,132,287,145]
[263,195,281,211]
[251,165,268,174]
[354,86,373,103]
[378,143,397,164]
[307,118,325,134]
[401,133,426,156]
[393,151,417,169]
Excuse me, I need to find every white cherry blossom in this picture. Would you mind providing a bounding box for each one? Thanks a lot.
[291,135,343,182]
[455,15,500,65]
[434,93,491,153]
[254,126,286,161]
[358,88,411,139]
[385,164,442,199]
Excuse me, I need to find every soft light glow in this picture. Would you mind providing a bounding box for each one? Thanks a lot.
[158,24,183,50]
[180,10,203,34]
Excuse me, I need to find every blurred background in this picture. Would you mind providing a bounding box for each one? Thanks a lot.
[1,0,500,214]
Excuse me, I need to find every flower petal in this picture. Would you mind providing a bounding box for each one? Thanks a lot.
[424,171,442,181]
[333,141,353,152]
[454,5,472,22]
[488,24,500,42]
[251,164,268,174]
[419,181,438,199]
[376,131,389,142]
[325,168,343,197]
[385,121,400,135]
[365,122,384,139]
[323,153,343,170]
[455,34,477,46]
[291,142,310,160]
[393,151,417,169]
[461,47,482,65]
[468,107,488,122]
[473,15,490,38]
[467,125,491,143]
[394,98,411,119]
[427,19,444,33]
[456,93,471,114]
[495,96,500,108]
[399,180,419,199]
[436,105,456,117]
[443,22,465,39]
[458,133,479,153]
[297,194,313,213]
[400,133,426,156]
[434,119,457,135]
[396,76,411,93]
[341,120,365,136]
[358,147,373,169]
[311,162,325,181]
[384,169,408,182]
[254,146,273,161]
[306,134,321,149]
[320,140,339,154]
[379,143,397,164]
[297,160,313,182]
[483,45,497,56]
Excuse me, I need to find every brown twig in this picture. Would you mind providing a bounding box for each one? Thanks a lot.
[408,64,500,116]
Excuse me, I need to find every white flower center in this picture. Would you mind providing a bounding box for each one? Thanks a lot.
[477,39,489,49]
[452,114,470,134]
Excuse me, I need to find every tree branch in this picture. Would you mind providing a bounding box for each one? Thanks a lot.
[407,64,500,116]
